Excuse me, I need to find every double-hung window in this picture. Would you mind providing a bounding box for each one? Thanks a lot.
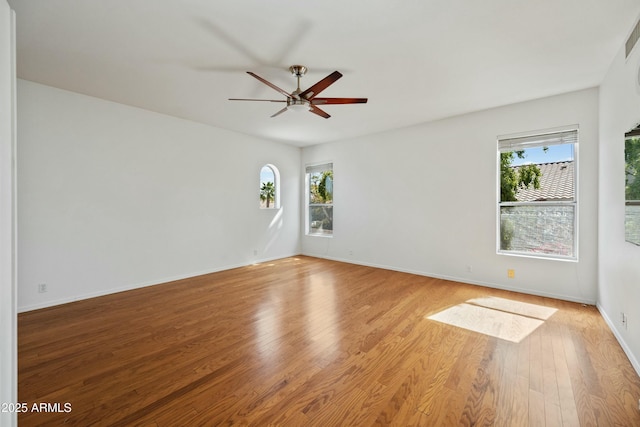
[306,163,333,236]
[498,128,578,259]
[625,126,640,245]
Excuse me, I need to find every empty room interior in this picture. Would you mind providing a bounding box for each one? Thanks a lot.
[2,1,640,426]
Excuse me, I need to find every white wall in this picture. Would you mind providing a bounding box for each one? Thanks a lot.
[17,80,301,311]
[302,88,599,304]
[598,36,640,374]
[0,1,16,425]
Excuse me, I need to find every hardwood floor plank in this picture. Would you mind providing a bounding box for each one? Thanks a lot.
[561,323,599,426]
[529,328,544,394]
[544,401,563,427]
[510,375,530,426]
[529,389,545,427]
[444,331,488,392]
[550,321,581,426]
[458,339,499,426]
[17,256,640,426]
[540,323,560,407]
[414,327,468,418]
[494,340,518,427]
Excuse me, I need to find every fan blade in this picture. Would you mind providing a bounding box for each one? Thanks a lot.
[271,107,289,118]
[229,98,287,102]
[247,72,291,98]
[311,97,368,105]
[309,105,331,119]
[299,71,342,100]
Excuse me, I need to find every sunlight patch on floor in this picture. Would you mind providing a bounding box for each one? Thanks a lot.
[427,297,557,343]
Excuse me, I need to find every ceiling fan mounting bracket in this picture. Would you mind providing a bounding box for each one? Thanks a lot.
[289,65,308,77]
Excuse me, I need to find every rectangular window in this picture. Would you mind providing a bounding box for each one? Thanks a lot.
[498,129,578,259]
[625,125,640,245]
[306,163,333,236]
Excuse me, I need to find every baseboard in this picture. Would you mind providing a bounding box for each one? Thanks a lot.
[597,303,640,377]
[18,253,301,313]
[302,252,596,305]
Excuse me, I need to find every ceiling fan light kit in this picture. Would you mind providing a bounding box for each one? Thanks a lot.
[287,100,311,112]
[229,65,367,119]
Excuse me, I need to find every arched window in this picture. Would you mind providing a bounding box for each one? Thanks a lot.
[259,164,280,209]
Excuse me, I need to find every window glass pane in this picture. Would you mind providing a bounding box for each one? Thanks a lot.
[309,205,333,234]
[500,144,574,203]
[626,204,640,244]
[309,171,332,204]
[500,205,575,257]
[510,144,574,167]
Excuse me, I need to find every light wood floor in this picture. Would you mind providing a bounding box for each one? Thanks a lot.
[18,256,640,426]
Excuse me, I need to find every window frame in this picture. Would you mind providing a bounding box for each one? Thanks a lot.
[305,162,333,237]
[496,127,579,261]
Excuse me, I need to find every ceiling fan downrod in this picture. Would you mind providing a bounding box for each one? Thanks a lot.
[289,65,307,96]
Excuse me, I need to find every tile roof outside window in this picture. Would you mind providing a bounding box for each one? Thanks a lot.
[514,161,574,202]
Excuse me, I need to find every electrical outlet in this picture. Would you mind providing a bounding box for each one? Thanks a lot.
[507,269,515,279]
[38,283,47,293]
[466,265,473,272]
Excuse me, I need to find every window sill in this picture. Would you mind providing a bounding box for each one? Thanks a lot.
[306,231,333,238]
[497,250,577,262]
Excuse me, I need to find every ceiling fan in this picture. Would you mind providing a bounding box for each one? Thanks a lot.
[229,65,368,119]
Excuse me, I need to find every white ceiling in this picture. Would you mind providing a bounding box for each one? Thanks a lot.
[9,0,640,147]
